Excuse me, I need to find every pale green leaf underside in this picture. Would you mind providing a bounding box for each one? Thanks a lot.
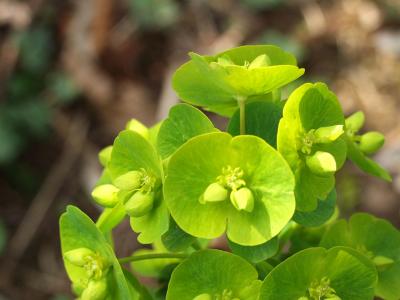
[164,132,295,246]
[260,247,377,300]
[320,213,400,300]
[166,250,260,300]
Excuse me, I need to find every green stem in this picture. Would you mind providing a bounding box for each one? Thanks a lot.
[238,96,246,135]
[118,253,189,264]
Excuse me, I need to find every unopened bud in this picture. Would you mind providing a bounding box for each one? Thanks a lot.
[314,125,344,143]
[64,248,95,266]
[373,255,394,269]
[359,131,384,155]
[230,187,254,212]
[91,184,120,207]
[113,171,142,190]
[98,146,112,167]
[306,151,337,176]
[345,111,365,132]
[248,54,271,69]
[216,55,234,67]
[202,183,228,203]
[125,191,154,217]
[193,293,212,300]
[126,119,149,140]
[81,279,108,300]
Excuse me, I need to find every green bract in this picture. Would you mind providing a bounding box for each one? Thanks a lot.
[277,82,346,211]
[172,45,304,116]
[166,250,261,300]
[260,247,377,300]
[60,206,137,299]
[109,130,169,243]
[58,44,397,300]
[164,132,295,246]
[344,111,391,181]
[320,213,400,300]
[157,103,217,159]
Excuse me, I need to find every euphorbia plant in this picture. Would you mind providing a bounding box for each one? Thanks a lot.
[59,45,399,300]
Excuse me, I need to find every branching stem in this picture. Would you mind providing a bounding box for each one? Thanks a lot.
[237,96,247,135]
[118,253,189,264]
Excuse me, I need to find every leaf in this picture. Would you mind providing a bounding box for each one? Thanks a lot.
[166,250,261,300]
[227,100,283,147]
[59,206,135,299]
[320,213,400,300]
[109,130,162,180]
[260,247,377,300]
[0,218,7,255]
[293,189,336,227]
[130,192,169,244]
[96,201,126,233]
[164,132,295,246]
[162,218,197,252]
[228,237,279,263]
[345,136,391,181]
[172,45,304,116]
[157,104,217,158]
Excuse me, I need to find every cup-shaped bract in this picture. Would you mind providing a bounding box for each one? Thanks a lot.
[109,130,169,244]
[166,250,261,300]
[164,132,295,246]
[260,247,377,300]
[60,206,136,299]
[320,213,400,300]
[277,82,346,211]
[172,45,305,116]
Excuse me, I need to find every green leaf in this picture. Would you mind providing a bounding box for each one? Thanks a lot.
[162,218,197,252]
[277,82,346,211]
[130,192,169,244]
[293,189,336,227]
[260,247,377,300]
[227,100,283,147]
[228,237,278,263]
[173,45,304,116]
[164,132,295,246]
[320,213,400,300]
[60,205,135,299]
[157,104,217,158]
[166,250,261,300]
[345,136,391,182]
[109,130,162,180]
[96,201,126,233]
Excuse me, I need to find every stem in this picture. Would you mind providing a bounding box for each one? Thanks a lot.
[118,253,189,264]
[237,96,246,135]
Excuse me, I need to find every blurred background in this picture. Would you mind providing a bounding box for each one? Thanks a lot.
[0,0,400,298]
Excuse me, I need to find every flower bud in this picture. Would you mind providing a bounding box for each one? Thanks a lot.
[202,183,228,203]
[125,191,154,217]
[230,187,254,212]
[306,151,337,176]
[98,146,112,167]
[359,131,384,155]
[81,279,108,300]
[373,255,394,269]
[216,55,234,67]
[91,184,120,207]
[193,293,212,300]
[248,54,271,69]
[345,111,365,132]
[64,247,95,266]
[314,125,344,143]
[126,119,149,140]
[113,171,142,191]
